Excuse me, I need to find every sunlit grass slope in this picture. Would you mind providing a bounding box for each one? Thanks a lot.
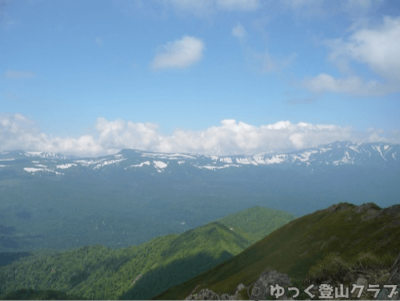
[217,206,295,244]
[0,206,293,300]
[155,202,400,300]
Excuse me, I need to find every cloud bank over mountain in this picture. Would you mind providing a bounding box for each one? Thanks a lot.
[0,114,396,157]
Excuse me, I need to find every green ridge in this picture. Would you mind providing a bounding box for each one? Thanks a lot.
[155,202,400,300]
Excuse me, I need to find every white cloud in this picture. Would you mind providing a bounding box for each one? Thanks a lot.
[5,70,35,79]
[327,16,400,83]
[303,16,400,96]
[232,23,247,41]
[151,36,205,69]
[303,73,397,96]
[0,114,396,157]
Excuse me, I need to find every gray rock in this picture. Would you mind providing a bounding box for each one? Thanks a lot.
[220,293,230,300]
[236,283,245,292]
[253,269,291,298]
[356,277,368,287]
[377,288,400,300]
[196,289,220,300]
[186,289,220,300]
[389,252,400,285]
[186,294,196,300]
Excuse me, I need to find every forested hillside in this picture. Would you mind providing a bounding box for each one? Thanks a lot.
[0,206,293,300]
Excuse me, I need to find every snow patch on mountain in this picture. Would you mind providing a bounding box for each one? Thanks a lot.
[74,158,106,167]
[153,161,168,172]
[220,157,233,163]
[194,164,240,170]
[235,157,253,165]
[265,154,287,164]
[348,146,360,153]
[24,167,46,172]
[23,167,64,175]
[141,153,196,160]
[374,145,386,161]
[333,151,354,166]
[25,151,43,157]
[56,163,77,169]
[319,148,332,153]
[25,151,67,159]
[93,159,126,170]
[34,164,47,168]
[167,154,196,159]
[126,161,151,169]
[291,150,318,163]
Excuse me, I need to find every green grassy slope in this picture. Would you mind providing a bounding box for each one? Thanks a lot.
[217,206,295,244]
[0,206,293,300]
[155,202,400,300]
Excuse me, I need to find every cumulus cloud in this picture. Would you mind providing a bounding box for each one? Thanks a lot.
[303,16,400,96]
[327,16,400,83]
[5,70,35,79]
[232,23,247,41]
[151,36,205,69]
[0,114,396,157]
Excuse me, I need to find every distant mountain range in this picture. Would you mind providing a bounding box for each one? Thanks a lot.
[0,141,399,177]
[0,141,399,253]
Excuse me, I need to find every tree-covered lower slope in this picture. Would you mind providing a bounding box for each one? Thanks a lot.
[0,206,293,300]
[155,202,400,300]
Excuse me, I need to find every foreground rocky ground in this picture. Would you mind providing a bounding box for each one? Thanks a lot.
[186,252,400,300]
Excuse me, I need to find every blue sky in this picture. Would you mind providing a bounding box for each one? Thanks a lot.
[1,0,400,156]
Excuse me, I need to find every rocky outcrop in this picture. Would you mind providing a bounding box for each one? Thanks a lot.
[186,288,220,300]
[186,252,400,300]
[388,252,400,285]
[250,269,292,299]
[186,269,291,300]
